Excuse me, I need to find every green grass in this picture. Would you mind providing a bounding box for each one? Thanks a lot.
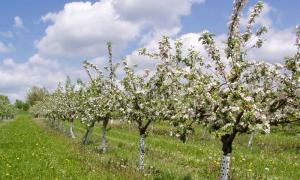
[0,114,144,179]
[1,114,300,179]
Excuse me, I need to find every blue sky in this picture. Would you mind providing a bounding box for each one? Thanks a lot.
[181,0,300,34]
[0,0,299,101]
[0,0,97,61]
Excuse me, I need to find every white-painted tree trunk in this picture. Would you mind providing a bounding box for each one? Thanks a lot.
[59,121,65,133]
[247,130,256,148]
[70,121,76,138]
[100,127,107,153]
[220,154,231,180]
[139,134,145,170]
[55,119,60,129]
[287,123,292,131]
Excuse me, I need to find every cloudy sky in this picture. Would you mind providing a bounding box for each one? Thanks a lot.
[0,0,299,101]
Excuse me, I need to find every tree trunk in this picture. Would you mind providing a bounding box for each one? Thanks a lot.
[139,133,145,170]
[83,122,95,145]
[55,119,60,129]
[70,119,76,138]
[220,154,231,180]
[220,131,237,180]
[51,119,55,127]
[99,119,109,153]
[247,130,256,148]
[100,127,107,152]
[200,129,208,140]
[287,123,292,132]
[59,120,64,132]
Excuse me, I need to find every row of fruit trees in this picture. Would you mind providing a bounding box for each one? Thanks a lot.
[30,1,299,179]
[0,95,16,121]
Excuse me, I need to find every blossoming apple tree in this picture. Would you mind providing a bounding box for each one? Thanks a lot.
[80,42,123,152]
[121,37,180,169]
[197,1,277,179]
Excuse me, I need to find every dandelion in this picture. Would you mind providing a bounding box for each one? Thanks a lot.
[265,167,269,171]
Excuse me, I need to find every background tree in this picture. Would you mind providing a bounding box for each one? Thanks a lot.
[266,24,300,128]
[26,86,49,106]
[15,99,29,111]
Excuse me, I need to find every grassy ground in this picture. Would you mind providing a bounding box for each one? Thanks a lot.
[0,114,143,179]
[1,114,300,179]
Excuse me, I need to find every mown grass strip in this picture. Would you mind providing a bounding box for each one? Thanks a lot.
[59,119,300,179]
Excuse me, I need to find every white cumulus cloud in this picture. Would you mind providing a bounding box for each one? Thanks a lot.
[36,0,204,58]
[0,55,79,101]
[37,1,141,58]
[14,16,25,29]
